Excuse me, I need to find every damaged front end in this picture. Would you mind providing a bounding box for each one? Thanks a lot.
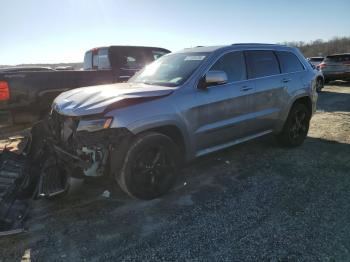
[31,110,131,197]
[0,110,131,236]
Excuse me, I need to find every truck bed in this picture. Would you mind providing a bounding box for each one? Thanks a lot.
[0,70,116,128]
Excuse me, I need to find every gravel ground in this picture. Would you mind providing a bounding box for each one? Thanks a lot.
[1,83,350,262]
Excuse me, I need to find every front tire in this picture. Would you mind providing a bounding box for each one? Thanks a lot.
[116,132,180,200]
[277,103,311,148]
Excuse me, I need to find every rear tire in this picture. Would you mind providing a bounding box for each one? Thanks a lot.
[277,103,311,148]
[316,77,324,92]
[115,132,180,200]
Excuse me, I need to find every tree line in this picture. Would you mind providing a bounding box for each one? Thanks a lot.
[281,37,350,58]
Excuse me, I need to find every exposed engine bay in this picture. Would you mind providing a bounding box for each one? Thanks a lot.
[0,110,132,236]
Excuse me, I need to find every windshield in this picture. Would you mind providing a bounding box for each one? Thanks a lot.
[128,52,209,87]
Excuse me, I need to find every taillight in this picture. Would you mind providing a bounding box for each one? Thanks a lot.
[318,62,327,69]
[91,48,99,55]
[0,81,10,101]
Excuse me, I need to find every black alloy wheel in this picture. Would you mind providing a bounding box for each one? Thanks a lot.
[116,132,180,200]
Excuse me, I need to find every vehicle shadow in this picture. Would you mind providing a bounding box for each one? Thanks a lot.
[318,89,350,112]
[325,80,350,87]
[2,134,350,261]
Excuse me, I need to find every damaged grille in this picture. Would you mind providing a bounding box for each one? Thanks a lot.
[50,110,78,145]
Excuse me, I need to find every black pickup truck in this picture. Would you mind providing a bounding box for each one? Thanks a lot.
[0,46,170,130]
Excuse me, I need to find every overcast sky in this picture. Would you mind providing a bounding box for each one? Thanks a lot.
[1,0,350,65]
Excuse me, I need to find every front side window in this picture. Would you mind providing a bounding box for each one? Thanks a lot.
[277,51,304,73]
[210,51,246,82]
[129,52,209,87]
[245,50,280,78]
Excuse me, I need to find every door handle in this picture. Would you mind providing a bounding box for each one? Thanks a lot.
[282,78,291,83]
[240,86,253,92]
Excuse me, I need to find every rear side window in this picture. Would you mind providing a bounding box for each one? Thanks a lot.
[97,48,111,69]
[210,51,246,82]
[276,51,304,73]
[120,50,152,70]
[123,54,145,69]
[245,51,280,78]
[121,49,169,69]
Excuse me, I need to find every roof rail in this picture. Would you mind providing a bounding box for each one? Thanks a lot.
[231,43,278,46]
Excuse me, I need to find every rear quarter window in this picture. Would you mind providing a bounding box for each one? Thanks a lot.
[276,51,304,73]
[245,50,280,79]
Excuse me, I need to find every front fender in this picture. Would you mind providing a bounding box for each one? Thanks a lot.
[126,115,193,160]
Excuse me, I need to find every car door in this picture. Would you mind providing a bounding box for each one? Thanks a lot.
[243,50,285,133]
[193,51,257,155]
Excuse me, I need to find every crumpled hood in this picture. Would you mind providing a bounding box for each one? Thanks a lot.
[53,82,174,116]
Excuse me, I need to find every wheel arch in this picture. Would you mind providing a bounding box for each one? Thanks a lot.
[277,94,314,133]
[110,121,190,178]
[292,96,313,115]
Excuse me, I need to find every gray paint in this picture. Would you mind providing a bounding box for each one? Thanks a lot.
[53,44,318,162]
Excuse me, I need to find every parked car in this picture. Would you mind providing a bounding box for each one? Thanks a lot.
[318,53,350,83]
[25,43,319,200]
[307,57,324,67]
[310,63,325,92]
[0,46,170,129]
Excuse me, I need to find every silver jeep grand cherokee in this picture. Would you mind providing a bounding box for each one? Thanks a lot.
[43,44,318,199]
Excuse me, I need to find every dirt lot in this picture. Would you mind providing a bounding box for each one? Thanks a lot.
[1,83,350,262]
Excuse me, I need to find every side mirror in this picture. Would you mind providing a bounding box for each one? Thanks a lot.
[198,70,228,89]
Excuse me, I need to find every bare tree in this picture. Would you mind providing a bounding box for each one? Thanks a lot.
[281,37,350,57]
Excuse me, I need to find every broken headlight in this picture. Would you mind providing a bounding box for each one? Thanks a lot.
[76,117,113,132]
